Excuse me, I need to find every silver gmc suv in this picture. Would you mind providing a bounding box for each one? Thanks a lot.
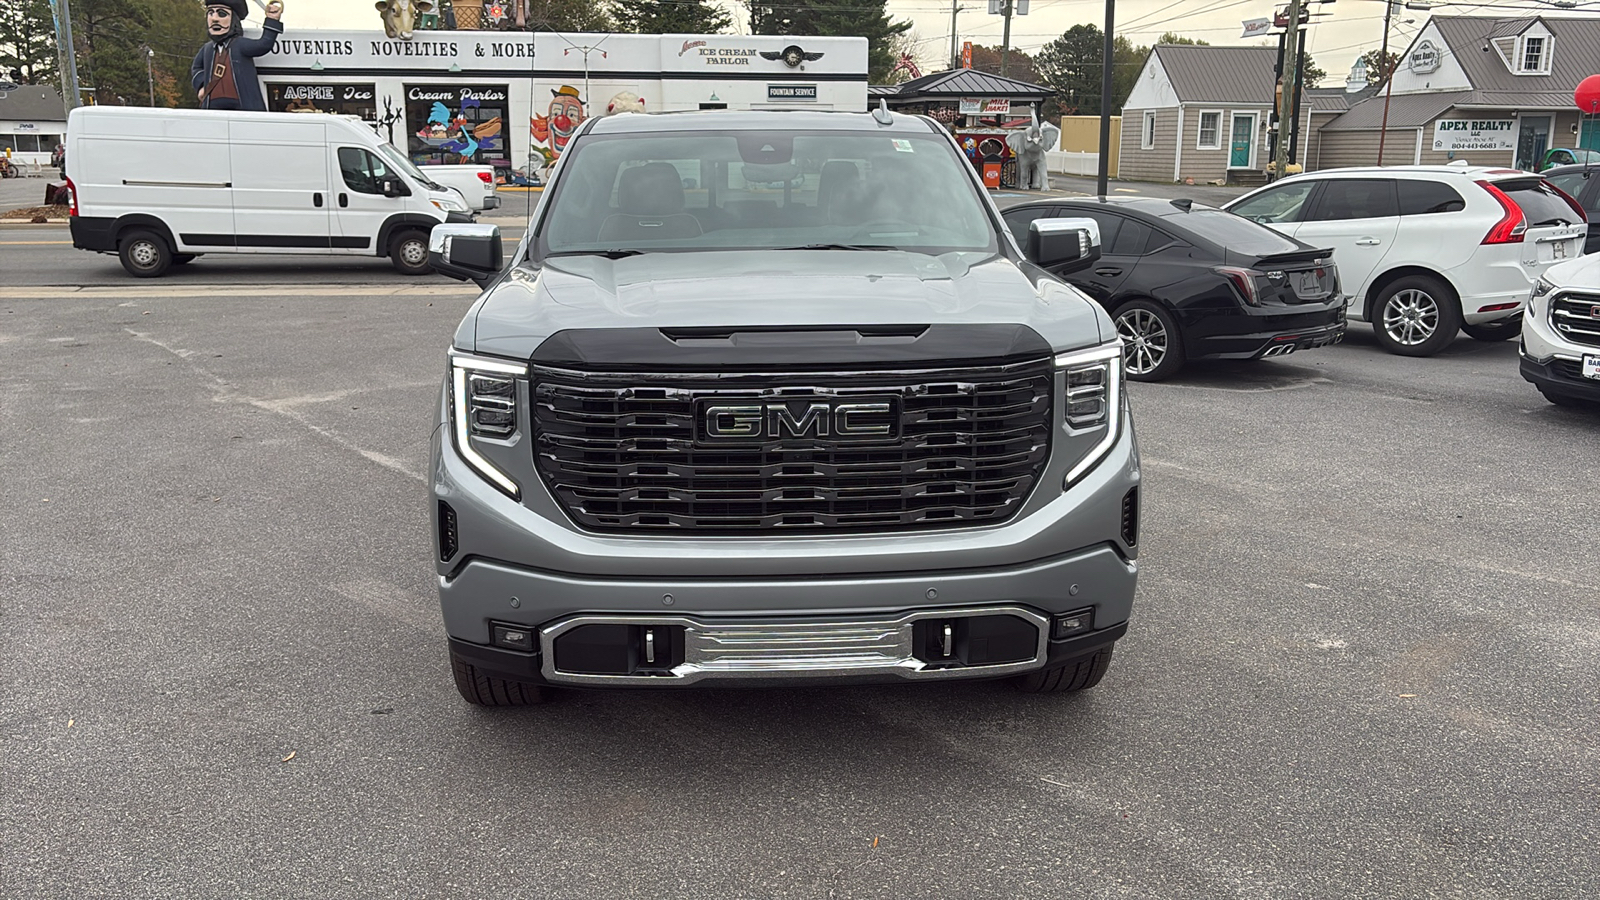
[426,109,1140,705]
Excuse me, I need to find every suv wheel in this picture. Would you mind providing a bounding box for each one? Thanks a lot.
[1371,275,1460,357]
[1012,646,1114,694]
[450,648,545,706]
[118,229,173,278]
[390,228,433,276]
[1113,300,1185,381]
[1461,315,1522,342]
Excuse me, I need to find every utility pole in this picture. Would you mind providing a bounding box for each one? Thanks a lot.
[1001,0,1013,78]
[1271,0,1303,180]
[1096,0,1115,196]
[950,0,963,71]
[1376,0,1396,165]
[144,46,155,106]
[48,0,83,110]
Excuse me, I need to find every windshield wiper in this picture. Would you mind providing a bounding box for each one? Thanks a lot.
[546,249,646,259]
[773,243,896,251]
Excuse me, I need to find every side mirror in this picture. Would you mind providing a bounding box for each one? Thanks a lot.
[381,178,408,198]
[1028,217,1102,273]
[428,223,503,287]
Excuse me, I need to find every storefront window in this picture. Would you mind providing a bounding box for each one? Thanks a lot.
[266,83,378,121]
[405,83,508,166]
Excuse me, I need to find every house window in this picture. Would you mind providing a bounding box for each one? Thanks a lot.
[1142,111,1156,150]
[1519,35,1549,73]
[1197,111,1222,150]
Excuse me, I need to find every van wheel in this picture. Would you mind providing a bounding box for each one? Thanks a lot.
[1371,275,1460,356]
[118,229,172,278]
[1461,316,1521,342]
[171,254,196,266]
[390,229,432,276]
[450,649,545,706]
[1012,646,1114,694]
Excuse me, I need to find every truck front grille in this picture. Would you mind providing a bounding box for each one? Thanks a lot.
[531,360,1053,534]
[1552,293,1600,348]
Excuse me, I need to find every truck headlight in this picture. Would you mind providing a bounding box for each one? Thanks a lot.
[449,351,525,498]
[1055,342,1125,487]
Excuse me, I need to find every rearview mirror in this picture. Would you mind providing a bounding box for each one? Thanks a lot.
[1028,217,1102,273]
[428,223,503,288]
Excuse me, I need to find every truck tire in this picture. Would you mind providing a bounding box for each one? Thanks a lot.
[390,228,433,276]
[450,651,545,706]
[1460,316,1521,342]
[1371,275,1460,357]
[118,229,172,278]
[1011,646,1114,694]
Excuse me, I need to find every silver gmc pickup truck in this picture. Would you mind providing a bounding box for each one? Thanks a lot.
[426,109,1139,705]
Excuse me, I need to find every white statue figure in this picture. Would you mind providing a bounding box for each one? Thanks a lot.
[1005,111,1061,192]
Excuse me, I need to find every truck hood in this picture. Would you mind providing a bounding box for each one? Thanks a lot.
[460,250,1110,360]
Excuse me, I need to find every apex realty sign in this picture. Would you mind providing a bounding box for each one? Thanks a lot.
[1433,119,1516,153]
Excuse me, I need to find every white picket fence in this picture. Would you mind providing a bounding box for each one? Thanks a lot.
[1045,150,1101,176]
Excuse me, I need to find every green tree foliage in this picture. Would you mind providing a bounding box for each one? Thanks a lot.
[0,0,59,85]
[71,0,153,105]
[1035,24,1109,116]
[1155,32,1207,46]
[1361,48,1399,85]
[613,0,730,35]
[519,0,615,31]
[749,0,911,83]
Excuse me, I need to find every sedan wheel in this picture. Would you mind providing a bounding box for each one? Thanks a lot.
[1113,300,1185,381]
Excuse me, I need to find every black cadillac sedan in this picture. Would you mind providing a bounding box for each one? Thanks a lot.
[1003,197,1347,380]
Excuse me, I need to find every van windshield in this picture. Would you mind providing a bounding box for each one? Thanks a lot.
[376,142,437,189]
[536,130,998,256]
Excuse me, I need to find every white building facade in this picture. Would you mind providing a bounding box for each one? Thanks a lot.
[252,30,868,171]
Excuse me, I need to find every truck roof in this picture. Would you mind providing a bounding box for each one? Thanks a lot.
[582,108,941,136]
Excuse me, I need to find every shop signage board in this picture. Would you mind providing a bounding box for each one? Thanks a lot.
[768,84,817,101]
[1409,40,1441,75]
[1432,119,1516,152]
[959,98,1012,116]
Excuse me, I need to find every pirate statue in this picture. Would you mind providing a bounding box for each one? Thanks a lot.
[190,0,284,111]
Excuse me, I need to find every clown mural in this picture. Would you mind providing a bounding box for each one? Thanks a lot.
[530,85,585,168]
[191,0,284,111]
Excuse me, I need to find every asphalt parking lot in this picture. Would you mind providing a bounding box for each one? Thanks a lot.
[2,192,1598,898]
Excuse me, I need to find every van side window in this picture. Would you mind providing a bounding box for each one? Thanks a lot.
[339,147,393,195]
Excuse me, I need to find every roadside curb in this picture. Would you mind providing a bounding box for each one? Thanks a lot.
[1,218,68,225]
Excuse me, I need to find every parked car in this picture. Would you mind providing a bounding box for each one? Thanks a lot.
[66,106,472,278]
[1520,254,1600,408]
[1225,165,1587,357]
[423,109,1138,705]
[1002,197,1345,381]
[1538,163,1600,254]
[1539,147,1600,171]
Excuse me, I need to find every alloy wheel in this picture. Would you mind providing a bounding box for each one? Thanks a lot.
[1382,289,1439,346]
[1115,308,1168,375]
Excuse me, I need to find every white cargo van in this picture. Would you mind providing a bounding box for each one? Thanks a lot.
[66,106,473,277]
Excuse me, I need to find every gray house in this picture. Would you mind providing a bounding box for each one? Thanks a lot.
[1119,45,1312,185]
[0,84,67,167]
[1318,16,1600,171]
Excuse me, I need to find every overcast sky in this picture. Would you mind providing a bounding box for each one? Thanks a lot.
[284,0,1599,89]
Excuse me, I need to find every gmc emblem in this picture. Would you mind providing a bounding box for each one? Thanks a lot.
[698,398,899,441]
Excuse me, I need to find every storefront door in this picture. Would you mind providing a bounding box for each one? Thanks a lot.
[1517,116,1551,172]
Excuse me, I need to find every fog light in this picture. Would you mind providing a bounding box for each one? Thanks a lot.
[492,623,534,651]
[1052,609,1093,639]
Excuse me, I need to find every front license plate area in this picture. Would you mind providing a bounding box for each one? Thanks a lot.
[1583,355,1600,380]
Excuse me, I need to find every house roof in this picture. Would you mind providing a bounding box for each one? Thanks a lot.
[0,84,67,122]
[883,68,1053,101]
[1153,44,1279,104]
[1430,15,1600,99]
[1322,90,1472,130]
[1306,86,1362,113]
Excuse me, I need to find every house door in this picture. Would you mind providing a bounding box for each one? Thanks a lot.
[1517,116,1551,171]
[1581,120,1600,152]
[1229,114,1256,168]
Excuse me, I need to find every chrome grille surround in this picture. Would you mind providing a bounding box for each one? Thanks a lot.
[539,606,1051,685]
[1550,291,1600,349]
[530,359,1054,534]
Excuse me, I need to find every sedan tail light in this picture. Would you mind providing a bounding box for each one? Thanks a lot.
[1477,180,1527,244]
[1213,266,1263,306]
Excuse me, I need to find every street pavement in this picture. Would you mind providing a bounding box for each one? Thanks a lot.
[3,175,1596,899]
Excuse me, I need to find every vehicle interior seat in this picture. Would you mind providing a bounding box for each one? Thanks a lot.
[597,162,703,243]
[817,160,862,225]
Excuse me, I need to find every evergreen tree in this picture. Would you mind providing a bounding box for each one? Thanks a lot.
[749,0,911,83]
[0,0,59,85]
[70,0,152,105]
[1035,24,1106,115]
[614,0,730,35]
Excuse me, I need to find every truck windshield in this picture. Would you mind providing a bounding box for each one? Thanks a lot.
[537,130,998,256]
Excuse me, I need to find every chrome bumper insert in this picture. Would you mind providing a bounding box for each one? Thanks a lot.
[539,606,1051,686]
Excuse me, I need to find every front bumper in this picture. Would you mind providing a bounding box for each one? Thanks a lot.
[1520,353,1600,402]
[481,196,501,211]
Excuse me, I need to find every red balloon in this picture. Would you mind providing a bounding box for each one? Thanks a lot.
[1576,75,1600,114]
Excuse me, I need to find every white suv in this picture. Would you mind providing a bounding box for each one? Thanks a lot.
[1521,254,1600,408]
[1226,165,1587,357]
